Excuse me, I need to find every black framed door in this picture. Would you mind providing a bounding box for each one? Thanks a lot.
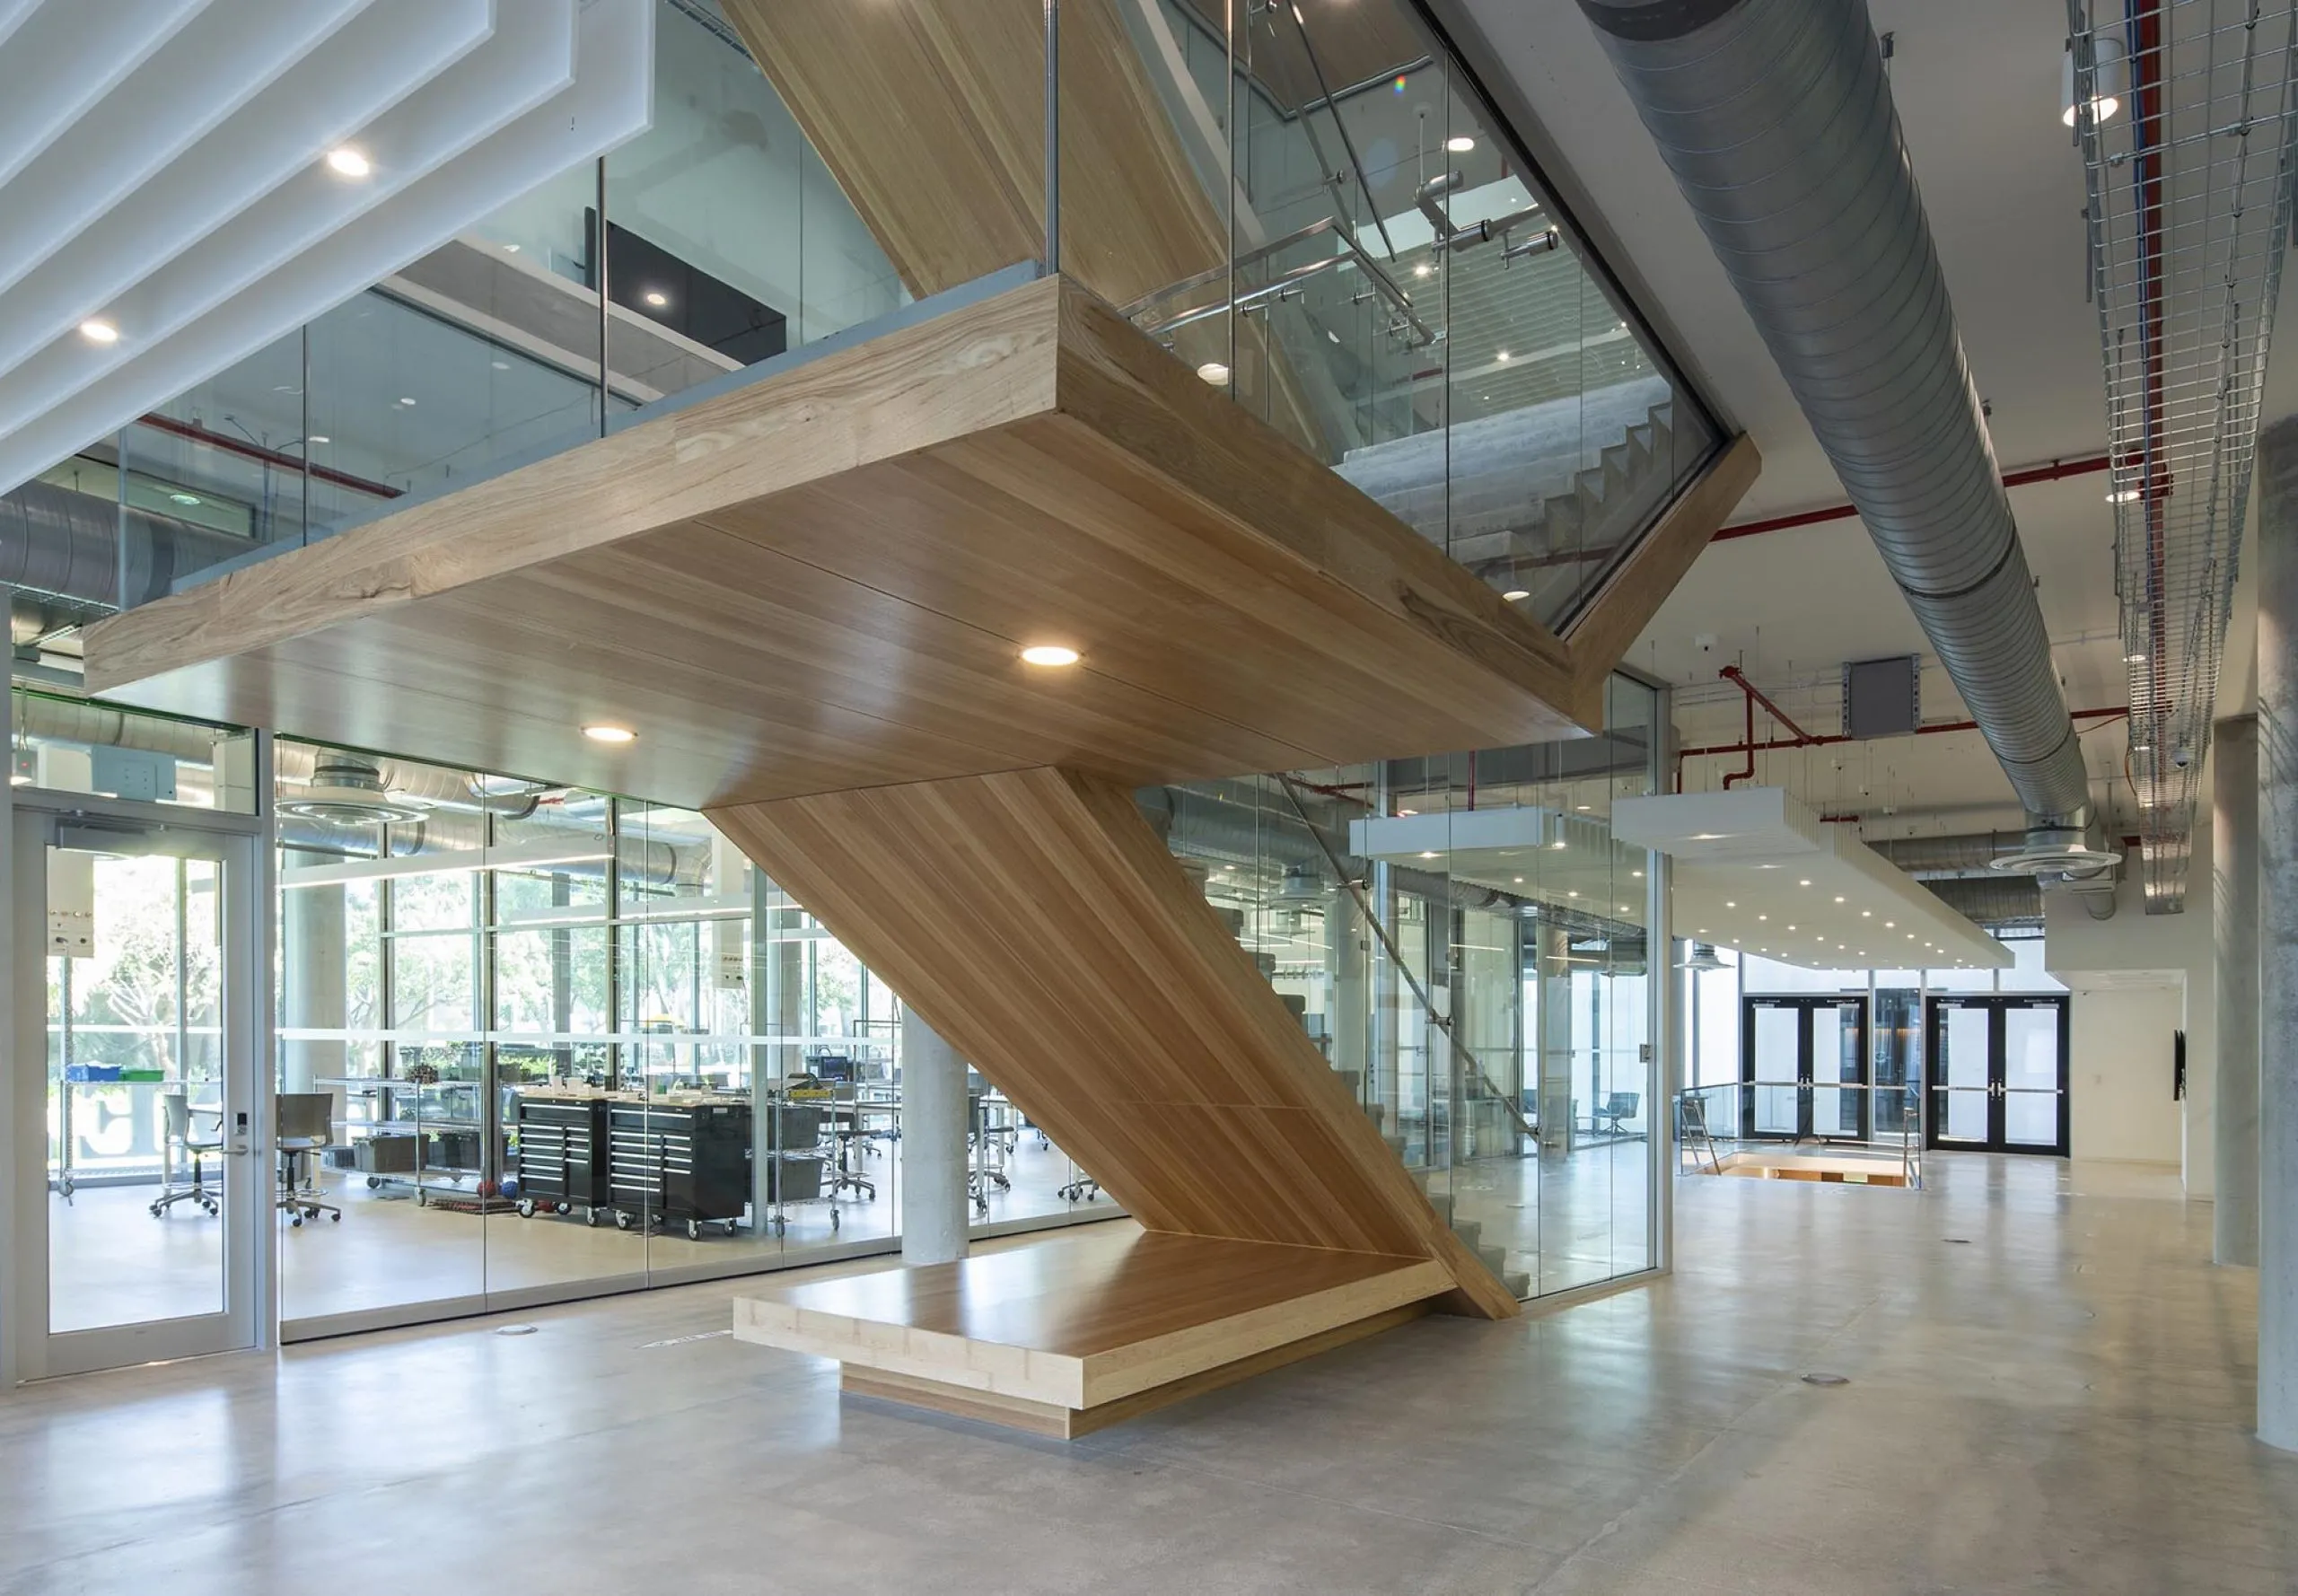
[1925,995,2070,1156]
[1740,995,1870,1143]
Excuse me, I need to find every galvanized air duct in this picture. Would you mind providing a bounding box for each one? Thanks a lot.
[1920,876,2043,930]
[1578,0,2092,837]
[1,478,254,607]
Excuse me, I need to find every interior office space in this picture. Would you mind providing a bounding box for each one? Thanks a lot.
[4,0,2298,1589]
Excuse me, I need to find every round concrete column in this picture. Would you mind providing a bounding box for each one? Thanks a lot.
[900,1007,970,1266]
[2215,715,2260,1267]
[2254,416,2298,1451]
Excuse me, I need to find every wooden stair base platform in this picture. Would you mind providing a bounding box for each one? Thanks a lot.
[732,1227,1450,1440]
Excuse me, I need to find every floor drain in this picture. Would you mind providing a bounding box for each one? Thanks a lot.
[1800,1372,1849,1387]
[495,1323,539,1337]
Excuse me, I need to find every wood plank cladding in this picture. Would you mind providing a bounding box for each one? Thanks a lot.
[726,0,1222,310]
[86,276,1634,811]
[707,766,1523,1319]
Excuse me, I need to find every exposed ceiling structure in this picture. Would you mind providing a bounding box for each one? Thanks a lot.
[0,0,654,496]
[1448,0,2298,866]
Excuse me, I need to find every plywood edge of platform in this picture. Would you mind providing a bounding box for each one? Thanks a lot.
[84,276,1069,699]
[732,1293,1088,1407]
[842,1301,1434,1440]
[1075,1254,1452,1407]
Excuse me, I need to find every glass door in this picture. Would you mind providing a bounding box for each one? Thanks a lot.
[1741,995,1870,1142]
[10,807,266,1379]
[1925,996,2069,1156]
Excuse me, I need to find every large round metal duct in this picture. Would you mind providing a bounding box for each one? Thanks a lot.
[1,478,255,607]
[1578,0,2092,829]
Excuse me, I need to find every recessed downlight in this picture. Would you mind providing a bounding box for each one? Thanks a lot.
[1501,589,1531,601]
[79,318,119,345]
[1196,360,1232,384]
[326,146,372,179]
[169,492,201,506]
[644,290,668,308]
[582,724,636,744]
[307,434,330,444]
[1021,645,1081,668]
[1445,135,1476,153]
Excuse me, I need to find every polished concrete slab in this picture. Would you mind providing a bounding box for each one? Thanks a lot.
[7,1153,2294,1594]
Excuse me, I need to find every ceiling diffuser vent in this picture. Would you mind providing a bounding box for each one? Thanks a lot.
[279,756,427,826]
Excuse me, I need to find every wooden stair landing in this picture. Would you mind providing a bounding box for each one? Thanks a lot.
[732,1227,1450,1439]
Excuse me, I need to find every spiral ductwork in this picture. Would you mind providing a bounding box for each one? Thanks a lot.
[1,478,253,607]
[1578,0,2092,831]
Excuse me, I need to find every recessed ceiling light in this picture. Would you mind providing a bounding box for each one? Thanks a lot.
[2108,487,2139,504]
[1833,895,1846,903]
[1567,890,1579,898]
[1575,803,1592,811]
[1725,900,1736,908]
[307,434,330,444]
[582,724,636,744]
[1787,925,1796,932]
[1196,360,1231,384]
[1513,876,1525,884]
[1021,645,1080,667]
[1399,808,1417,816]
[1502,589,1530,601]
[397,397,417,407]
[1495,350,1512,364]
[644,290,668,308]
[169,492,201,506]
[1445,135,1476,153]
[1798,879,1811,887]
[1885,921,1895,928]
[325,146,372,179]
[491,360,511,371]
[79,318,119,344]
[1550,839,1566,850]
[503,242,521,253]
[1632,869,1644,878]
[1419,850,1439,859]
[1414,263,1432,278]
[1861,909,1871,916]
[2125,650,2148,663]
[1758,914,1767,921]
[1618,904,1629,912]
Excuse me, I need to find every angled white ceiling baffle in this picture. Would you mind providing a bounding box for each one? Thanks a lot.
[1610,788,2010,972]
[0,0,653,495]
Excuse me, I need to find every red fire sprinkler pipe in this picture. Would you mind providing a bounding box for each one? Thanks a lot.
[1715,665,1816,789]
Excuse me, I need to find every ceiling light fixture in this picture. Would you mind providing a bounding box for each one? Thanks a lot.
[1833,895,1846,903]
[582,724,636,744]
[307,434,329,443]
[1495,350,1512,364]
[397,396,417,407]
[1798,879,1811,887]
[325,146,373,179]
[1501,589,1530,601]
[1445,135,1476,153]
[1196,360,1231,384]
[79,318,119,344]
[169,492,201,506]
[1020,645,1080,668]
[2107,487,2140,504]
[1419,850,1439,860]
[2060,39,2126,128]
[644,290,668,308]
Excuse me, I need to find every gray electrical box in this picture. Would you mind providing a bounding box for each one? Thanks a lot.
[1843,655,1921,739]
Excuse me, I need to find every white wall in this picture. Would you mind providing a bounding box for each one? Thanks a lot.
[2065,982,2186,1164]
[2045,830,2215,1184]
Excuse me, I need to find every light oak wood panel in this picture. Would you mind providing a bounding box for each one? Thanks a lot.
[708,765,1522,1319]
[87,276,1601,807]
[732,1225,1449,1410]
[727,0,1222,310]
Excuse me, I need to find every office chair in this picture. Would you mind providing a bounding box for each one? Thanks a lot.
[276,1092,340,1226]
[151,1091,224,1217]
[1595,1092,1641,1136]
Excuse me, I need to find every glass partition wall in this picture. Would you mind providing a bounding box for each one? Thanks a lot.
[1154,675,1666,1300]
[271,746,1108,1332]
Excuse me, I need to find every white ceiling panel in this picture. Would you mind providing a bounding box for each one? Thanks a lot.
[0,0,496,381]
[0,0,375,299]
[0,0,654,496]
[0,0,211,194]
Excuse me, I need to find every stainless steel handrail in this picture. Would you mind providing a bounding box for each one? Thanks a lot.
[1126,215,1434,346]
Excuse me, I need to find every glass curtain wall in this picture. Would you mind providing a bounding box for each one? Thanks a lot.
[271,741,1109,1329]
[1153,673,1665,1301]
[86,0,907,609]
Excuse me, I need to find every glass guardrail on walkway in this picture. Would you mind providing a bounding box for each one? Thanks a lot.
[1675,1081,1925,1189]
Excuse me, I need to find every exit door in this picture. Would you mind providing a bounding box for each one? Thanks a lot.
[1740,995,1870,1143]
[1925,995,2070,1156]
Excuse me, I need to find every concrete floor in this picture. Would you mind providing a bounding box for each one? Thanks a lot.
[8,1151,2292,1594]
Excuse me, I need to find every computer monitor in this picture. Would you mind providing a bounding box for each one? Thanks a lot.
[811,1055,855,1083]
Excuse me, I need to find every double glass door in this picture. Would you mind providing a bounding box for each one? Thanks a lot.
[8,802,266,1380]
[1741,995,1870,1142]
[1925,995,2069,1155]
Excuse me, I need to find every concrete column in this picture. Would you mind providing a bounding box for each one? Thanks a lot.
[899,1007,969,1265]
[280,883,345,1094]
[2215,715,2260,1267]
[2255,415,2298,1451]
[1328,888,1369,1092]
